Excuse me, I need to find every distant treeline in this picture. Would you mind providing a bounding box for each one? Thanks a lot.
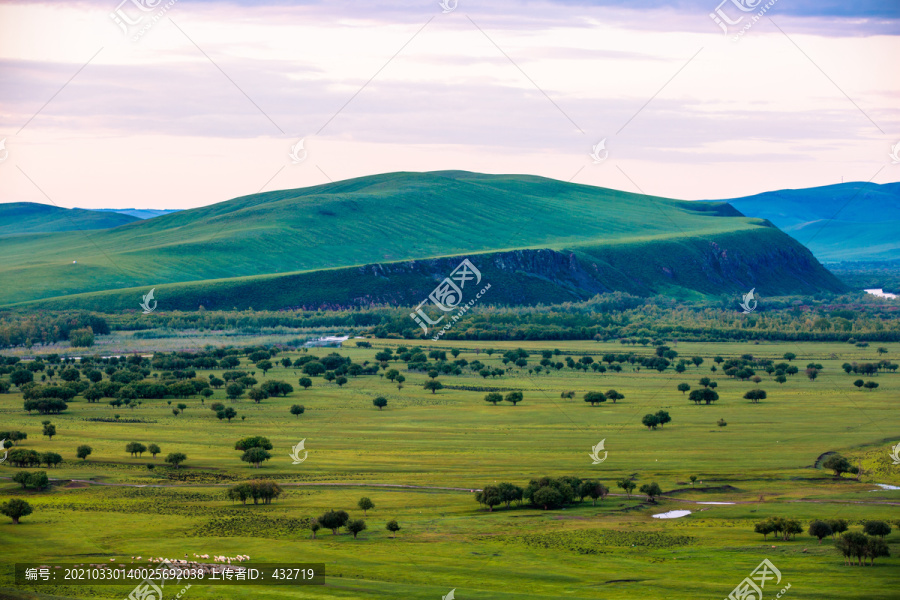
[2,292,899,348]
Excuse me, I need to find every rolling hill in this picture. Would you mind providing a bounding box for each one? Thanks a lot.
[0,171,847,310]
[727,182,900,262]
[0,202,140,237]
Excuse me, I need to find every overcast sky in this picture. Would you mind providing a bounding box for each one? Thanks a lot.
[0,0,898,209]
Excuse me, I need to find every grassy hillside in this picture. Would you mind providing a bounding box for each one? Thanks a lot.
[0,202,140,237]
[0,172,844,308]
[727,182,900,261]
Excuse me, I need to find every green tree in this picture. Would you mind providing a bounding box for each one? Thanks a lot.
[165,452,187,468]
[308,518,321,539]
[689,475,697,488]
[863,520,891,539]
[148,443,161,458]
[783,352,796,361]
[423,380,443,394]
[580,480,609,506]
[41,452,62,468]
[822,454,852,478]
[655,410,671,427]
[372,397,387,410]
[255,360,273,375]
[583,391,606,406]
[42,423,56,440]
[677,383,690,395]
[290,404,306,417]
[12,472,31,488]
[744,389,767,403]
[639,482,662,502]
[346,519,367,539]
[484,392,503,405]
[318,509,350,534]
[76,445,92,460]
[386,519,401,535]
[28,471,50,490]
[241,447,272,468]
[0,498,33,524]
[298,377,313,389]
[808,520,833,543]
[642,414,660,430]
[475,485,503,511]
[357,497,374,515]
[225,383,244,400]
[504,391,523,406]
[617,478,636,498]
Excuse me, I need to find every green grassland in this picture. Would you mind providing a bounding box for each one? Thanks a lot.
[0,172,845,308]
[1,339,898,599]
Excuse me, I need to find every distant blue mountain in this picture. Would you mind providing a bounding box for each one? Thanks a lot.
[88,208,180,220]
[726,182,900,262]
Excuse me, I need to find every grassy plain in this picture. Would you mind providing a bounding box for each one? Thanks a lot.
[1,338,898,599]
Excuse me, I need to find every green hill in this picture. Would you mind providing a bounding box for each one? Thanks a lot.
[0,171,847,309]
[0,202,140,237]
[727,182,900,261]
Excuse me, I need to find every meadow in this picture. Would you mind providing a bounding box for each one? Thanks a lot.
[1,337,898,599]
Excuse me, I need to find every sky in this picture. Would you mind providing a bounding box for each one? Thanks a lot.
[0,0,898,210]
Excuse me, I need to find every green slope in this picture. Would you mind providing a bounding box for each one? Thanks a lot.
[727,182,900,261]
[0,202,140,237]
[0,171,845,308]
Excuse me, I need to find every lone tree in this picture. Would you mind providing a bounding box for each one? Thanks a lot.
[290,404,306,417]
[0,498,33,524]
[298,377,312,389]
[504,391,524,406]
[42,423,56,440]
[639,482,662,502]
[584,392,606,406]
[165,452,187,469]
[76,445,92,461]
[346,519,367,539]
[822,454,852,478]
[148,443,161,458]
[372,397,388,411]
[423,380,443,394]
[484,392,503,405]
[809,520,833,543]
[744,389,767,403]
[689,475,697,488]
[386,519,401,535]
[357,497,375,515]
[677,383,691,395]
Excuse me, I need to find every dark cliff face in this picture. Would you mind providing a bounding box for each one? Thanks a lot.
[284,227,846,311]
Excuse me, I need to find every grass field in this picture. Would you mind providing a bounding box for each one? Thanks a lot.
[1,338,898,599]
